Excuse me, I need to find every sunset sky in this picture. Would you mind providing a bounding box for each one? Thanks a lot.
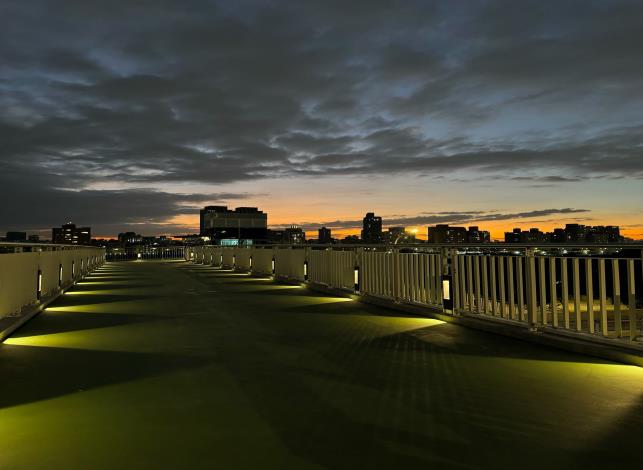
[1,1,642,240]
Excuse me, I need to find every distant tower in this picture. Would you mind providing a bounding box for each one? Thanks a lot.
[318,227,332,244]
[52,222,91,245]
[361,212,382,243]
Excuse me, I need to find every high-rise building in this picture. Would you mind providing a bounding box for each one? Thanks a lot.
[504,225,623,243]
[467,226,490,243]
[428,224,467,244]
[550,228,566,243]
[361,212,382,243]
[564,224,588,243]
[504,228,545,243]
[504,228,522,243]
[587,226,621,243]
[284,225,306,244]
[200,206,228,235]
[200,206,267,241]
[318,227,332,244]
[52,223,91,245]
[118,232,143,245]
[6,231,27,242]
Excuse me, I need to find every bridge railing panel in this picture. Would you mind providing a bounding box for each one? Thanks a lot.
[222,249,235,267]
[273,247,305,281]
[453,253,642,340]
[307,248,354,290]
[0,246,105,320]
[250,247,273,275]
[361,251,443,307]
[234,247,252,270]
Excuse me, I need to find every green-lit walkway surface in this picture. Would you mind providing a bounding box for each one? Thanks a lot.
[1,261,642,470]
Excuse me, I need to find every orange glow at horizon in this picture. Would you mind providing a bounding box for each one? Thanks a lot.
[91,211,642,241]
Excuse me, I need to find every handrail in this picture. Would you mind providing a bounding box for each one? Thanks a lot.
[209,242,643,251]
[0,242,104,249]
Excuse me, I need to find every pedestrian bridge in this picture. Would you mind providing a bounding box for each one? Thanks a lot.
[1,258,643,469]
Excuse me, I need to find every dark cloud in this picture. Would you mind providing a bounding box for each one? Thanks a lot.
[0,164,255,234]
[1,0,641,234]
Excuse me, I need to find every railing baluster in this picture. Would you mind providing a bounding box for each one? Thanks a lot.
[453,253,460,313]
[598,259,608,336]
[539,257,547,325]
[459,254,467,313]
[423,254,428,304]
[428,254,435,304]
[474,256,481,314]
[585,258,594,334]
[573,258,582,331]
[612,259,622,338]
[466,256,474,312]
[549,257,558,328]
[482,256,489,315]
[490,256,497,316]
[627,259,637,341]
[526,252,538,329]
[561,257,570,329]
[516,257,525,321]
[498,256,506,318]
[507,257,515,319]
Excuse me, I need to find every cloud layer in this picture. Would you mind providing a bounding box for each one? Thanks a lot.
[1,1,642,234]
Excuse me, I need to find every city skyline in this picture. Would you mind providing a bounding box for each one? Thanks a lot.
[4,208,631,245]
[3,205,640,242]
[1,1,642,240]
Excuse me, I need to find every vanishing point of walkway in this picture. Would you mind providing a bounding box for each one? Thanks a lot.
[1,261,642,469]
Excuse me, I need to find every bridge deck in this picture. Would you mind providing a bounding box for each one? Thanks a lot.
[1,261,642,469]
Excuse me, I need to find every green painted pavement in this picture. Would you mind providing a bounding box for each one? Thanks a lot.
[1,260,642,470]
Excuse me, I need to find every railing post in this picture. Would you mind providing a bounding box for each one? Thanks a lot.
[440,248,455,314]
[354,247,363,293]
[525,248,538,331]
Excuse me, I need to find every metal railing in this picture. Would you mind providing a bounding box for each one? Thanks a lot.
[185,244,643,345]
[105,246,186,261]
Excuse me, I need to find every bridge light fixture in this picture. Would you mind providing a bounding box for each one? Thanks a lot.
[272,258,275,275]
[249,256,253,269]
[59,264,63,288]
[441,274,454,313]
[304,261,308,281]
[354,266,360,293]
[442,279,450,300]
[37,269,42,300]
